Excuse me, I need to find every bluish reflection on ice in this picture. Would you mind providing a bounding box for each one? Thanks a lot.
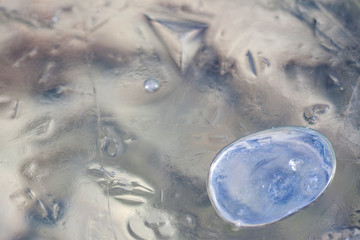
[208,127,336,228]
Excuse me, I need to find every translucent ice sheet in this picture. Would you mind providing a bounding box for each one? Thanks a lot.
[0,0,359,239]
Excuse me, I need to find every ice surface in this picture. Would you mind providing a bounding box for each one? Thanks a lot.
[0,0,358,239]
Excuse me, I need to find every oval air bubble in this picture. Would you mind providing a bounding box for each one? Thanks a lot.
[144,78,159,93]
[207,127,336,228]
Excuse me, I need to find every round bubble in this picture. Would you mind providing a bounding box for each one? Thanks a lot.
[207,127,336,228]
[144,78,160,93]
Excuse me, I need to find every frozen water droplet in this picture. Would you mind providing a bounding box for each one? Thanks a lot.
[144,78,160,93]
[100,125,124,157]
[146,14,207,71]
[208,127,336,228]
[106,138,118,157]
[289,158,304,171]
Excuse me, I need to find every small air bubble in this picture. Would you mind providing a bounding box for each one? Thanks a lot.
[144,78,159,93]
[101,131,123,158]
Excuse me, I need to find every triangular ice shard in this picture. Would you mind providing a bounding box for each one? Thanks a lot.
[146,15,207,71]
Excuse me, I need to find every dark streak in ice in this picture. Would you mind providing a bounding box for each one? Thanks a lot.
[261,57,270,67]
[89,18,110,34]
[246,50,257,76]
[10,100,19,118]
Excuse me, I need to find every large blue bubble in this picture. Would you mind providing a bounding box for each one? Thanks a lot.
[207,127,336,228]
